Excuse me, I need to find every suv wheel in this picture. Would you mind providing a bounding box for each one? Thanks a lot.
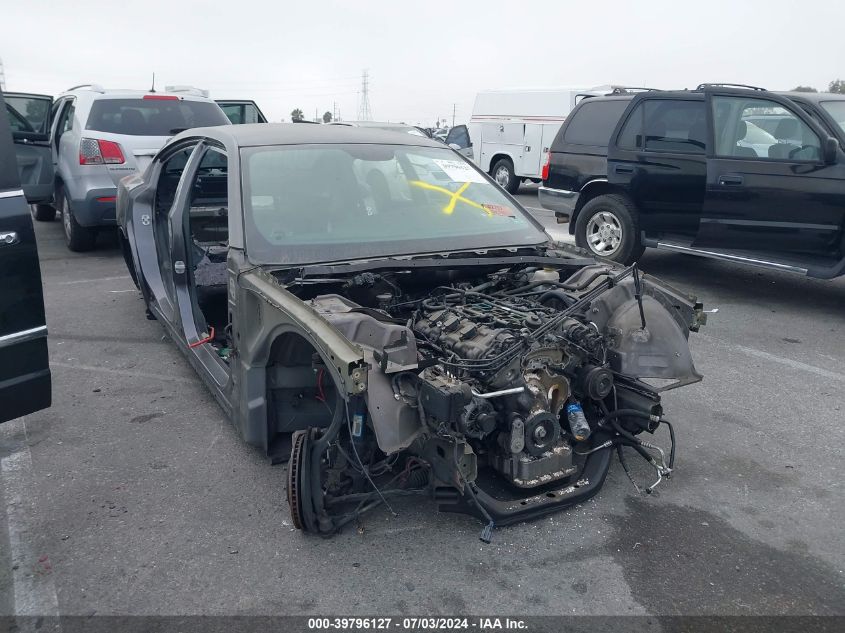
[575,194,645,264]
[491,158,519,194]
[32,204,56,222]
[58,188,96,252]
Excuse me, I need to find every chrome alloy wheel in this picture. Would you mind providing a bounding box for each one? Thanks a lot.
[61,195,72,241]
[494,164,511,187]
[585,210,623,255]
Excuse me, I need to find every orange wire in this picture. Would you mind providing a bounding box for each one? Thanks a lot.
[188,326,215,349]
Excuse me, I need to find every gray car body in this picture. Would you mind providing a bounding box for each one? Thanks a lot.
[117,123,703,459]
[51,87,229,228]
[118,125,452,453]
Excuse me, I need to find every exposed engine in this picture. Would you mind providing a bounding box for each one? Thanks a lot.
[412,289,611,488]
[277,254,705,540]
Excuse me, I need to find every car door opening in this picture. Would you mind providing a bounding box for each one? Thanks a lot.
[186,148,231,360]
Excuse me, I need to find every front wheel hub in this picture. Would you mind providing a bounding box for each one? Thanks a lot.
[586,211,623,255]
[495,166,510,186]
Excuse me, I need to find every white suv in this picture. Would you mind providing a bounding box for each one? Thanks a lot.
[32,85,230,251]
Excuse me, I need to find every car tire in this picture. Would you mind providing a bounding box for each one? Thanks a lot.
[574,194,645,264]
[491,158,519,194]
[58,188,96,252]
[32,204,56,222]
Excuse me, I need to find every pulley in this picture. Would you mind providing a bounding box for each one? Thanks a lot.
[523,411,560,457]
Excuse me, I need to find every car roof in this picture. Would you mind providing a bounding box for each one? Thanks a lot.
[577,94,637,103]
[332,120,417,128]
[59,87,212,102]
[576,87,806,104]
[176,122,445,148]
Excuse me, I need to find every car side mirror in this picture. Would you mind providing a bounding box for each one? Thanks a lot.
[448,143,461,151]
[823,136,838,164]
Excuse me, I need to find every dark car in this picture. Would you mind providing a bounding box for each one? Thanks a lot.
[118,123,704,540]
[0,91,51,423]
[778,91,845,148]
[539,85,845,278]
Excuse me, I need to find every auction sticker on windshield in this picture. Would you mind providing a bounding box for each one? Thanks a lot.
[433,159,488,184]
[482,203,515,217]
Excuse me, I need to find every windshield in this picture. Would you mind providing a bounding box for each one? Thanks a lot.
[86,98,229,136]
[242,144,547,265]
[820,101,845,135]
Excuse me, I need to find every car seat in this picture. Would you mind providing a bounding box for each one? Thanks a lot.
[768,118,800,159]
[732,121,758,157]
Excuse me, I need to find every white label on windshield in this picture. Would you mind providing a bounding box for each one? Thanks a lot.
[433,159,488,183]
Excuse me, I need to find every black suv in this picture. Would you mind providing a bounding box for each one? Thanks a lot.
[1,90,51,423]
[539,84,845,278]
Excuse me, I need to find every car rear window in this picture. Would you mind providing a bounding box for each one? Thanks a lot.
[85,98,229,136]
[558,100,630,147]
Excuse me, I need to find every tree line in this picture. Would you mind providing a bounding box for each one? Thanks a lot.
[791,79,844,93]
[290,108,333,123]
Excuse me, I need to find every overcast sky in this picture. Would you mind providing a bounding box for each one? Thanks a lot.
[2,0,843,125]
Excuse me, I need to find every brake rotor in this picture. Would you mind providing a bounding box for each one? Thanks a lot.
[287,430,308,530]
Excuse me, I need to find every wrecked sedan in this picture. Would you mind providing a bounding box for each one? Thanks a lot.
[117,124,704,540]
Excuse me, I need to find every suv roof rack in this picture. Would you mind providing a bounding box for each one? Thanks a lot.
[575,85,660,102]
[164,85,209,98]
[696,83,766,91]
[608,85,659,94]
[65,84,105,93]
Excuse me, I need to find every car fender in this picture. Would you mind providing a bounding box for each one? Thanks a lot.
[238,268,368,395]
[488,151,517,174]
[569,178,631,235]
[231,268,370,450]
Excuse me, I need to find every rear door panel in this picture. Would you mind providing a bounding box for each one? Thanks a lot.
[5,92,54,204]
[0,91,51,423]
[608,96,707,238]
[520,124,544,176]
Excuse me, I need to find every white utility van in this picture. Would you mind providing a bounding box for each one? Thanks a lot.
[446,86,621,193]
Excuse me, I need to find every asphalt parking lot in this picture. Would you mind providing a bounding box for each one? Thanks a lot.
[1,187,844,617]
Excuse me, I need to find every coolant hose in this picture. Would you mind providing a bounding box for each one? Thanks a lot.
[538,289,576,308]
[662,419,676,469]
[604,409,673,468]
[614,434,657,464]
[605,411,648,442]
[603,408,659,434]
[602,408,658,424]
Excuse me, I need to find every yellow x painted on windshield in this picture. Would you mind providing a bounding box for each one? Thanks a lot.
[409,180,490,215]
